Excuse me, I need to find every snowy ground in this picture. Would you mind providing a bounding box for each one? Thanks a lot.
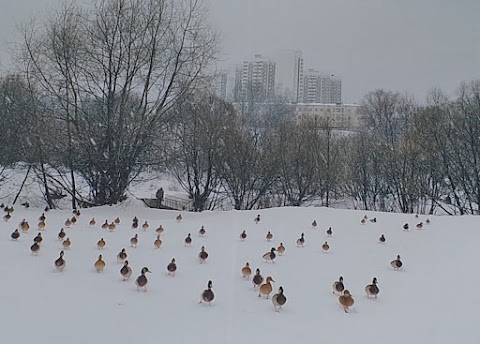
[1,202,479,344]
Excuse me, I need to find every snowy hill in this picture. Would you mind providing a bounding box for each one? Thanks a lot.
[1,204,478,344]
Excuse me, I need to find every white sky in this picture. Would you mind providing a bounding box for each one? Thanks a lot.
[1,0,479,102]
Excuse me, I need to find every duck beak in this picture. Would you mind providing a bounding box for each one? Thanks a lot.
[271,279,276,282]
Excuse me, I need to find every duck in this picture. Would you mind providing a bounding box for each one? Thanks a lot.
[263,247,276,263]
[272,286,287,312]
[62,238,71,250]
[200,280,214,305]
[55,251,66,271]
[370,217,377,223]
[154,235,162,249]
[39,213,46,222]
[117,248,127,263]
[326,227,333,236]
[108,222,116,231]
[365,277,380,299]
[65,218,72,228]
[332,276,344,294]
[30,242,41,255]
[130,234,138,247]
[312,220,317,228]
[252,268,264,289]
[97,238,106,249]
[254,214,261,224]
[136,267,152,292]
[11,229,20,240]
[167,258,177,276]
[379,234,386,243]
[21,220,30,232]
[131,221,138,230]
[199,226,206,237]
[3,213,11,222]
[141,221,149,230]
[339,290,354,313]
[120,261,132,281]
[360,218,366,225]
[33,232,43,244]
[242,262,252,279]
[198,246,208,263]
[415,214,419,218]
[132,216,138,223]
[89,218,96,227]
[363,214,368,220]
[71,216,77,225]
[176,214,183,222]
[296,233,305,247]
[75,209,81,217]
[156,225,164,235]
[184,233,192,246]
[277,243,286,255]
[240,230,247,241]
[403,223,409,231]
[322,241,330,253]
[391,255,402,270]
[265,231,273,242]
[58,228,66,241]
[259,276,275,299]
[416,222,423,230]
[114,217,120,224]
[101,220,108,230]
[94,255,106,272]
[425,218,431,224]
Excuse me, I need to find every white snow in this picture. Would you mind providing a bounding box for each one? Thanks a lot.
[1,203,478,344]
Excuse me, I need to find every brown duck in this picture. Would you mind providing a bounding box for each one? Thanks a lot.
[339,290,354,313]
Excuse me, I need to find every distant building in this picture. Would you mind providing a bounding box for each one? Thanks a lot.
[234,54,276,103]
[214,71,228,100]
[294,103,361,129]
[275,49,304,103]
[302,69,342,104]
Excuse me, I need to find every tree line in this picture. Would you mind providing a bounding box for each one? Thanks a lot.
[0,0,479,215]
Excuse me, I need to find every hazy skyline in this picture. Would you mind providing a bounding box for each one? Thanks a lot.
[1,0,479,102]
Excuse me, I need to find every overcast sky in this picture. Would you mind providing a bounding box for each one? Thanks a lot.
[1,0,479,102]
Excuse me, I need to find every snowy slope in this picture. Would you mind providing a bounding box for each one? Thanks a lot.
[0,204,478,344]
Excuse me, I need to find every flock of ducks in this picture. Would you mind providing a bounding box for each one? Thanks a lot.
[4,203,432,313]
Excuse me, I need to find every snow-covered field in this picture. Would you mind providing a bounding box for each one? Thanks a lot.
[1,201,479,344]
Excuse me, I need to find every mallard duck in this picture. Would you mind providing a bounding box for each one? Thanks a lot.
[403,223,409,231]
[322,241,330,253]
[94,255,106,272]
[39,213,46,222]
[365,277,379,299]
[62,238,71,250]
[21,220,30,232]
[176,214,182,223]
[3,213,11,222]
[272,286,287,312]
[108,222,116,231]
[199,226,206,237]
[391,255,402,270]
[277,243,285,255]
[75,209,81,217]
[89,218,96,227]
[11,229,20,240]
[415,214,419,218]
[130,234,138,247]
[132,216,138,223]
[114,217,120,224]
[97,238,106,249]
[240,230,247,241]
[117,248,127,263]
[242,262,251,279]
[65,218,72,228]
[370,217,377,223]
[265,231,273,242]
[33,232,43,244]
[58,228,66,241]
[253,268,264,289]
[71,216,77,225]
[326,227,333,236]
[416,222,423,230]
[184,233,192,246]
[136,267,151,292]
[30,242,40,255]
[360,218,366,225]
[425,218,431,224]
[120,260,132,281]
[156,225,164,235]
[312,220,317,228]
[339,290,354,313]
[363,215,368,220]
[55,251,66,271]
[132,221,138,230]
[200,280,214,305]
[101,220,108,230]
[154,235,162,249]
[379,234,385,243]
[332,276,344,294]
[141,221,149,231]
[296,233,305,247]
[254,214,261,224]
[198,246,208,263]
[263,247,277,263]
[259,276,275,299]
[167,259,177,276]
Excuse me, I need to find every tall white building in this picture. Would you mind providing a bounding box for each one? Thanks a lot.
[213,71,228,100]
[303,69,342,104]
[275,49,304,103]
[234,54,276,102]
